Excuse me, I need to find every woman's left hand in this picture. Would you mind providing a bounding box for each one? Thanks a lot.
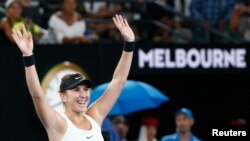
[113,14,135,42]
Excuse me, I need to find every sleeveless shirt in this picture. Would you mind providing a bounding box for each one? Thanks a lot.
[59,112,104,141]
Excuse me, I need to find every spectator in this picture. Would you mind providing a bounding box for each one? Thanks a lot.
[112,116,130,141]
[102,117,120,141]
[47,0,98,44]
[1,0,42,43]
[190,0,236,42]
[161,108,201,141]
[138,117,159,141]
[230,0,250,41]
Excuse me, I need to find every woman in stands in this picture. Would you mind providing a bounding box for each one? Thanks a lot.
[1,0,42,43]
[48,0,98,44]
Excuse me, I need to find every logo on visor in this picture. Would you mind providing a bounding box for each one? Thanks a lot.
[75,76,82,80]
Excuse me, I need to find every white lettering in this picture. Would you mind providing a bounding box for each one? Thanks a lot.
[139,49,153,68]
[138,48,247,69]
[242,131,246,136]
[165,49,175,68]
[212,129,218,136]
[213,49,223,68]
[154,49,165,68]
[211,129,247,136]
[187,48,200,68]
[175,48,186,68]
[236,49,246,68]
[201,49,212,69]
[224,49,235,68]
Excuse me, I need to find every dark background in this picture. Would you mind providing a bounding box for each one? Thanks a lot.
[0,43,249,141]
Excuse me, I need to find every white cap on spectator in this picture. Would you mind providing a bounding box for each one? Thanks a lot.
[5,0,20,8]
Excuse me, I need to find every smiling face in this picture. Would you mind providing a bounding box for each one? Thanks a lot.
[60,85,91,113]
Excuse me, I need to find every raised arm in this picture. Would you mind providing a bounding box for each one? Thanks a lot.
[87,14,135,125]
[12,25,65,132]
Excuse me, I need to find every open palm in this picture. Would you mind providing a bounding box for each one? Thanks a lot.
[113,14,135,42]
[12,25,34,56]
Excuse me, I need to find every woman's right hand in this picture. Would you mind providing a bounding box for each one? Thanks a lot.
[12,24,34,56]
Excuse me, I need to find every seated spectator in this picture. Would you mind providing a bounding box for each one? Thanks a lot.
[112,116,130,141]
[1,0,42,43]
[161,108,201,141]
[138,117,159,141]
[190,0,236,42]
[47,0,98,44]
[230,0,250,41]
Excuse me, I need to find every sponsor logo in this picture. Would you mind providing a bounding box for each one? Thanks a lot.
[86,135,94,139]
[75,76,82,80]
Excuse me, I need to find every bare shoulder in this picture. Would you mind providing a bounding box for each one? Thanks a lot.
[1,17,9,26]
[54,11,63,19]
[46,112,68,140]
[86,108,102,126]
[54,111,68,130]
[1,17,11,30]
[46,112,68,135]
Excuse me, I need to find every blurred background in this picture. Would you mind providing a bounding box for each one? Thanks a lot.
[0,0,249,141]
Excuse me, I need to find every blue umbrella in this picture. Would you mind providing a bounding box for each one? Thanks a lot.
[89,80,169,116]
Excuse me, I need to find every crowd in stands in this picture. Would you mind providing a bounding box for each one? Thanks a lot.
[0,0,249,45]
[102,108,202,141]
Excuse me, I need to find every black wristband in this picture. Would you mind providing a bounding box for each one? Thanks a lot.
[23,54,35,67]
[123,41,135,52]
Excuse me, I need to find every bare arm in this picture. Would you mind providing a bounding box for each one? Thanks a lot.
[230,5,247,32]
[230,9,241,32]
[62,36,81,44]
[87,15,135,125]
[89,4,121,18]
[12,25,65,133]
[2,20,15,43]
[62,36,89,44]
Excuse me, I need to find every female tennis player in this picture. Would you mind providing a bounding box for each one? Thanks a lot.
[12,14,135,141]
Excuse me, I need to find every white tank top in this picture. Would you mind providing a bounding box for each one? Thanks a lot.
[59,112,104,141]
